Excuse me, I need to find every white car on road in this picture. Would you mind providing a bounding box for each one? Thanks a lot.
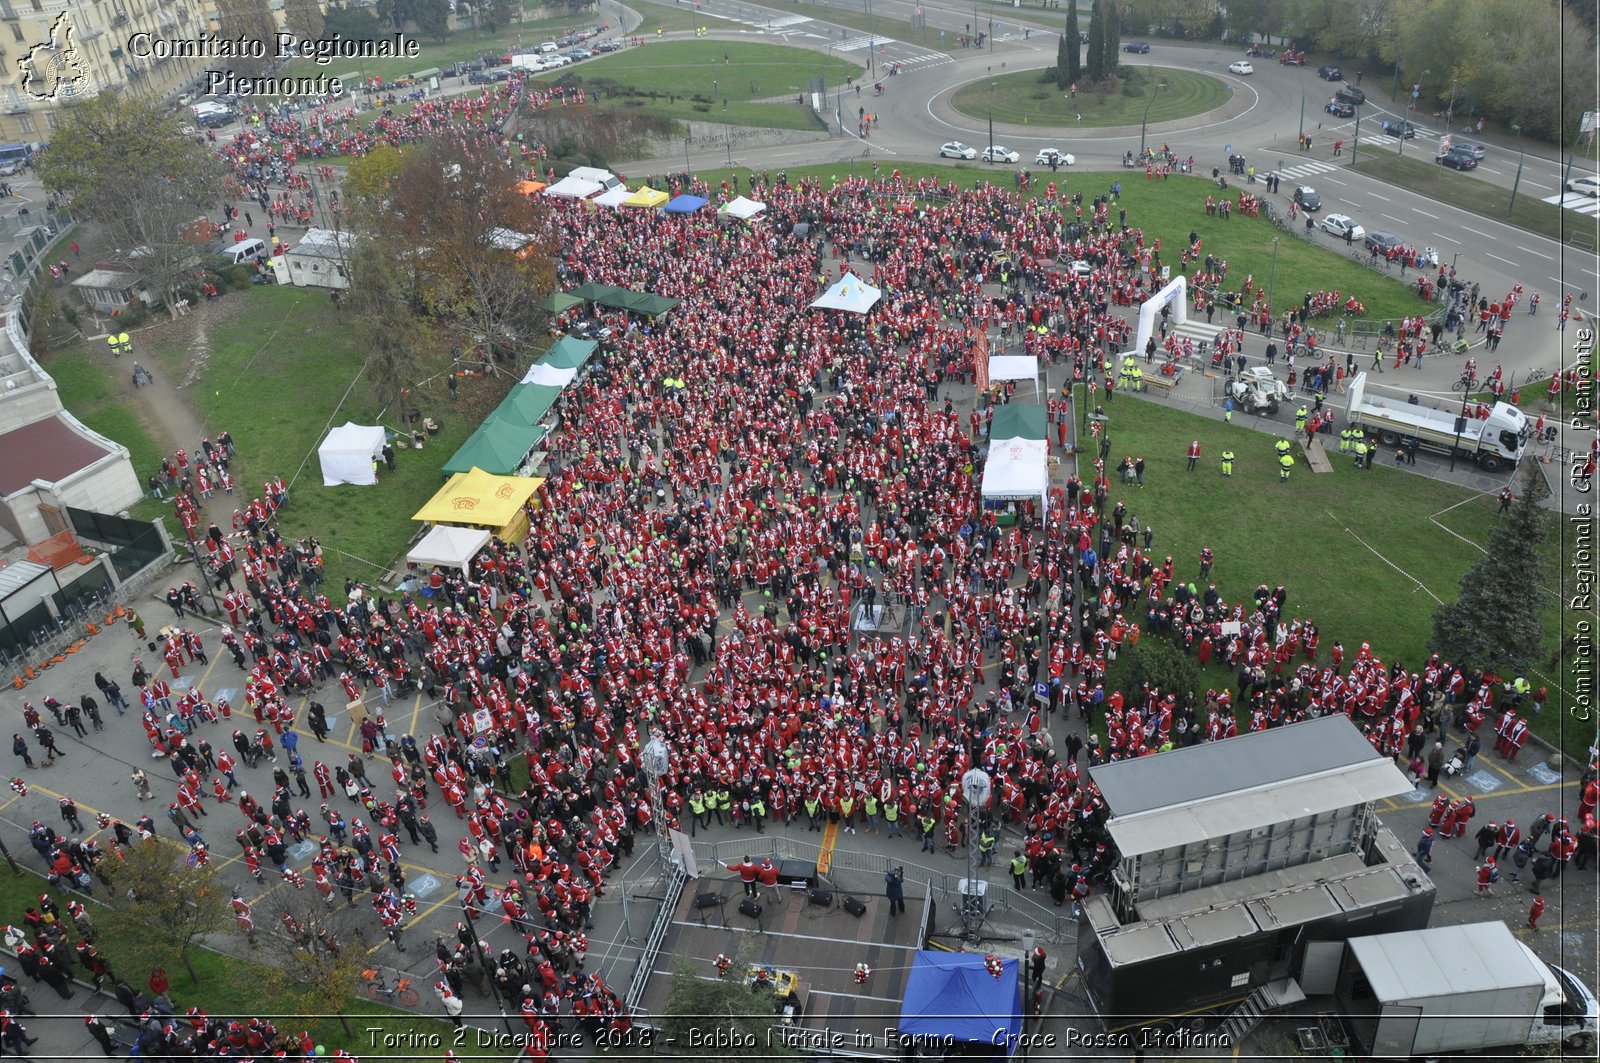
[1035,148,1075,167]
[1228,60,1254,75]
[1566,175,1600,197]
[981,145,1020,163]
[1320,213,1366,241]
[940,141,977,160]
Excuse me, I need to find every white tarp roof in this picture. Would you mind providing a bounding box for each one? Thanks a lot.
[521,362,578,387]
[318,422,386,486]
[544,176,604,199]
[989,355,1039,382]
[592,186,632,209]
[810,273,881,314]
[720,195,766,219]
[981,436,1049,514]
[407,524,491,570]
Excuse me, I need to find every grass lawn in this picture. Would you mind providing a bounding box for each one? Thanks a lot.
[1093,394,1584,759]
[727,0,967,52]
[693,162,1426,324]
[37,345,169,523]
[951,66,1232,129]
[540,40,858,129]
[126,286,494,594]
[1349,148,1592,251]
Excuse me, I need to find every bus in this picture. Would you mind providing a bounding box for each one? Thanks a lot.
[0,142,30,174]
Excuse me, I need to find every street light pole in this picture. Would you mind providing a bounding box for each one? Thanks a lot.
[641,734,673,864]
[1138,82,1164,155]
[1268,236,1279,313]
[1508,124,1526,215]
[1298,91,1305,142]
[1350,108,1361,165]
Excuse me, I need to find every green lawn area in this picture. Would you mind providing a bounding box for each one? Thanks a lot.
[540,40,858,130]
[725,0,966,52]
[1349,148,1591,251]
[1093,395,1582,759]
[951,66,1232,128]
[124,286,492,594]
[693,163,1426,325]
[37,345,168,522]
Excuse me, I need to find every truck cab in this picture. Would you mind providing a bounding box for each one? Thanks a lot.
[1228,366,1291,414]
[1527,947,1599,1052]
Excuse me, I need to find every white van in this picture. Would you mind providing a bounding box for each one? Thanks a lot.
[567,166,623,191]
[218,237,267,266]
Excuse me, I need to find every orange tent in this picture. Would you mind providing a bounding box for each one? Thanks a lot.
[515,180,547,196]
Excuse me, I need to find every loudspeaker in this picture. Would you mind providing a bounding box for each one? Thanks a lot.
[806,888,834,907]
[738,898,763,919]
[842,896,867,918]
[694,892,723,910]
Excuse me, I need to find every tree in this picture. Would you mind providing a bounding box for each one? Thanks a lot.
[323,1,383,40]
[1086,0,1106,81]
[347,239,423,426]
[460,0,520,30]
[1113,637,1201,703]
[35,96,223,317]
[376,0,450,39]
[1060,0,1082,87]
[343,144,406,212]
[212,0,279,74]
[99,838,230,985]
[660,955,798,1062]
[282,0,326,41]
[252,890,372,1037]
[1102,0,1122,75]
[1428,464,1548,679]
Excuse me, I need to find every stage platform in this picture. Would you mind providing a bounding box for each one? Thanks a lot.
[635,875,932,1056]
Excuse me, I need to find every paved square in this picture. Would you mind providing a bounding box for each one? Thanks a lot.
[1463,770,1503,792]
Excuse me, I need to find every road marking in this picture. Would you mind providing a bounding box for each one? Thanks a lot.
[817,818,838,874]
[1415,208,1439,219]
[1523,180,1552,190]
[1369,192,1391,201]
[1323,177,1347,186]
[1518,246,1554,260]
[1461,227,1496,239]
[1477,166,1503,176]
[1434,233,1461,243]
[1381,214,1406,224]
[1486,253,1517,266]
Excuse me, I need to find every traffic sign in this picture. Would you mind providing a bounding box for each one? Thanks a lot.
[1034,682,1050,702]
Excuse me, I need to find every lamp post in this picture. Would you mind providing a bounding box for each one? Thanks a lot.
[183,527,223,616]
[988,79,996,163]
[1399,72,1426,158]
[1297,90,1305,142]
[684,136,691,179]
[960,766,992,940]
[1268,236,1280,315]
[1508,123,1526,215]
[866,0,875,78]
[1138,81,1166,155]
[641,734,673,864]
[458,899,517,1034]
[1350,107,1362,165]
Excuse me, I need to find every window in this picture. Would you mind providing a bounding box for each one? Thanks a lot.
[15,114,32,133]
[42,111,55,129]
[27,0,38,11]
[9,23,22,42]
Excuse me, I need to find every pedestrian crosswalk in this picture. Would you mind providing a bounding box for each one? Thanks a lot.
[835,35,880,51]
[1272,160,1337,180]
[1541,191,1600,216]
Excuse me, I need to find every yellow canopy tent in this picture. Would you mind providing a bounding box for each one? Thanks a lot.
[412,467,545,542]
[515,180,548,195]
[622,185,669,209]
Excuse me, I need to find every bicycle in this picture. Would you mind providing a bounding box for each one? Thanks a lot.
[361,966,419,1006]
[1450,374,1478,393]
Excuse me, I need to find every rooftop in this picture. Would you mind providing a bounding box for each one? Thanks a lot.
[0,414,112,496]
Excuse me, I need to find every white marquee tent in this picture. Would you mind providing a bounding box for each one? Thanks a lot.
[543,176,604,199]
[810,273,881,314]
[407,524,492,570]
[988,354,1041,397]
[318,422,386,486]
[592,186,632,209]
[521,362,579,387]
[979,405,1050,518]
[719,195,767,220]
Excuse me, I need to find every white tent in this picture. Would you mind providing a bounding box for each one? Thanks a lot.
[810,273,881,314]
[592,186,632,209]
[543,176,604,199]
[719,195,766,220]
[318,422,386,486]
[989,355,1041,397]
[407,524,491,570]
[521,362,579,387]
[981,437,1051,516]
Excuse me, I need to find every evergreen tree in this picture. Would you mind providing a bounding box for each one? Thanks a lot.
[281,0,325,41]
[1056,25,1070,88]
[1065,0,1082,87]
[1102,0,1121,77]
[1086,0,1105,82]
[1428,465,1548,678]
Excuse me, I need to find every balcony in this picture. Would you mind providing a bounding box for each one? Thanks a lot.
[111,12,127,26]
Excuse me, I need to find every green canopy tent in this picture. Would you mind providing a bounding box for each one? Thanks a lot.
[493,382,565,427]
[541,336,599,370]
[987,403,1049,441]
[559,282,679,318]
[442,419,547,475]
[545,292,585,314]
[981,403,1050,522]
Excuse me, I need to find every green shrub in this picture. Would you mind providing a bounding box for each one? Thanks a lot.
[226,264,254,290]
[1112,637,1201,702]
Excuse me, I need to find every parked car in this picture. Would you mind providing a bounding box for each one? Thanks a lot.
[1365,230,1404,255]
[539,41,559,53]
[594,39,622,52]
[468,70,494,84]
[1292,186,1322,211]
[486,68,513,81]
[569,48,592,60]
[1450,139,1487,160]
[1228,60,1254,75]
[543,54,571,67]
[441,64,462,77]
[1123,41,1150,53]
[1381,119,1418,139]
[1437,148,1479,170]
[940,141,977,160]
[1325,100,1355,118]
[1317,65,1343,81]
[982,145,1020,163]
[1566,175,1600,197]
[1335,84,1366,104]
[1035,148,1075,167]
[1321,213,1365,241]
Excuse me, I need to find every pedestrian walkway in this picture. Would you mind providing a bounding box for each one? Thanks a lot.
[1540,190,1600,217]
[1272,159,1338,180]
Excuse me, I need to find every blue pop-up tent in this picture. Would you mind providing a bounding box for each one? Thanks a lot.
[663,194,709,214]
[898,950,1021,1057]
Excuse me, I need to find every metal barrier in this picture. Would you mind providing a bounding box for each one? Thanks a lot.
[623,861,685,1020]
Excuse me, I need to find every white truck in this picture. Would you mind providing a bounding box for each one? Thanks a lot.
[1347,371,1528,472]
[511,54,548,71]
[1227,366,1292,415]
[1335,921,1598,1058]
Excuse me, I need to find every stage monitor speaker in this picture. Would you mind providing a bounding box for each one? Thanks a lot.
[779,859,818,888]
[807,888,834,907]
[842,896,867,918]
[958,878,989,920]
[738,898,763,919]
[694,892,723,910]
